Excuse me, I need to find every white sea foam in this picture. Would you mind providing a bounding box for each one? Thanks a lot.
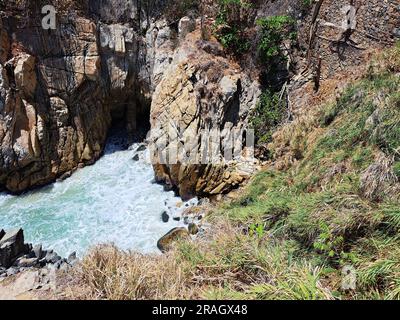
[0,134,196,258]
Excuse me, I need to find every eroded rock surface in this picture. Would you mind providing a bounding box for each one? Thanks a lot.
[150,28,260,199]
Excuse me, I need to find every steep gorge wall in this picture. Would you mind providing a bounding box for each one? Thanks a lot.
[0,1,158,192]
[0,0,260,196]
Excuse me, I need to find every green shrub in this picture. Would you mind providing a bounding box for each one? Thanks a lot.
[250,89,285,144]
[214,0,252,54]
[256,15,296,65]
[394,162,400,179]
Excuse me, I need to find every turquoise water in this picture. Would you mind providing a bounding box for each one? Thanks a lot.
[0,135,195,258]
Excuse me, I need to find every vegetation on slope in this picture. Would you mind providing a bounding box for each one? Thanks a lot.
[65,44,400,300]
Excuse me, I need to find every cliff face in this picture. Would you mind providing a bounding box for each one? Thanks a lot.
[0,1,158,192]
[0,0,260,196]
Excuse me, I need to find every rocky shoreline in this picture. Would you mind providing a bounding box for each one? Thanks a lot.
[0,199,208,279]
[0,228,76,279]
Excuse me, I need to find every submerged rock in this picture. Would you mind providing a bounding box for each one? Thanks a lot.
[136,144,147,152]
[161,211,170,223]
[157,228,190,252]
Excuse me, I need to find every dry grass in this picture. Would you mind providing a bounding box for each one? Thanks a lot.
[360,153,399,201]
[61,219,334,300]
[64,245,192,300]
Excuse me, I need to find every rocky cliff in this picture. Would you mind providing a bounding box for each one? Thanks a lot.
[0,0,260,196]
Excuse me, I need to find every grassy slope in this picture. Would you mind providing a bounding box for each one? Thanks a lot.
[67,45,400,300]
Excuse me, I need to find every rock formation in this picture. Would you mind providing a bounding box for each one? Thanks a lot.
[0,227,74,277]
[0,1,260,198]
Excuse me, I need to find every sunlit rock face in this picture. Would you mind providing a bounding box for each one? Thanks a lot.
[149,28,260,200]
[0,1,260,197]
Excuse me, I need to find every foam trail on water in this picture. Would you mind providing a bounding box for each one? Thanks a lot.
[0,132,195,258]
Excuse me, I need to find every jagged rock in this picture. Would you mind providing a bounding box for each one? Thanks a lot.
[15,257,39,268]
[32,244,43,260]
[44,251,62,264]
[67,252,77,265]
[0,2,259,198]
[157,227,190,252]
[136,144,146,152]
[132,154,140,161]
[0,229,29,268]
[183,217,189,225]
[179,16,196,39]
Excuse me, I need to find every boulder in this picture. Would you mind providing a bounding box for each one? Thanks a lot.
[0,229,29,268]
[6,267,19,277]
[67,252,77,265]
[161,211,170,223]
[157,227,190,252]
[15,257,39,268]
[44,251,62,264]
[150,33,260,200]
[178,17,196,39]
[32,244,43,259]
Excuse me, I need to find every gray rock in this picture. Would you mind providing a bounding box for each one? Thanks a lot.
[15,257,39,268]
[132,154,140,161]
[0,229,4,241]
[0,228,28,268]
[183,216,190,225]
[32,244,43,259]
[161,211,170,223]
[67,252,77,264]
[178,16,196,39]
[45,251,62,264]
[0,228,23,247]
[53,260,62,269]
[6,267,18,276]
[136,144,146,152]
